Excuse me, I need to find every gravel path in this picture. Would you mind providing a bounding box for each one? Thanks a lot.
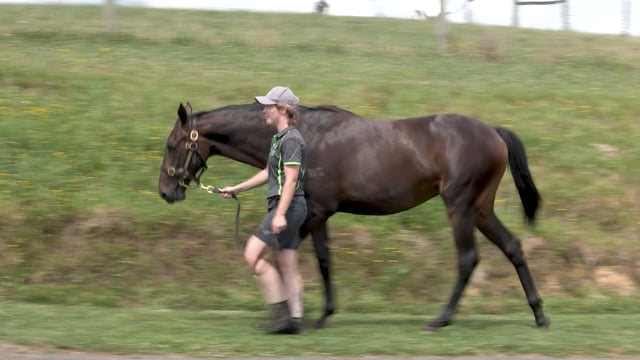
[0,344,632,360]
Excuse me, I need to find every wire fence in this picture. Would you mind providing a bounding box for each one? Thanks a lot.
[455,0,635,36]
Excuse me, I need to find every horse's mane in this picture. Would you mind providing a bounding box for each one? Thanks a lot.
[300,104,360,118]
[199,103,259,117]
[195,103,362,122]
[190,103,363,131]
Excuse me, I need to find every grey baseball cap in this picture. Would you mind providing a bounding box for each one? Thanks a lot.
[255,86,299,106]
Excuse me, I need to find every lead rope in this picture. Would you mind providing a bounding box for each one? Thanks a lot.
[200,183,277,283]
[198,183,242,250]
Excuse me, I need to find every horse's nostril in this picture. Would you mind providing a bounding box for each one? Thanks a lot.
[159,191,168,200]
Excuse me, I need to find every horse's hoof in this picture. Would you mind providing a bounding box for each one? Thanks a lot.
[423,324,439,332]
[536,317,550,329]
[314,317,327,329]
[424,319,449,332]
[314,308,334,329]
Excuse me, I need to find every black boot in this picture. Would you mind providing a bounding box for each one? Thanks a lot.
[262,301,291,333]
[270,317,305,335]
[284,317,305,335]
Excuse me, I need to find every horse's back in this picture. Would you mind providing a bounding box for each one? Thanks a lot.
[394,113,506,168]
[302,110,507,215]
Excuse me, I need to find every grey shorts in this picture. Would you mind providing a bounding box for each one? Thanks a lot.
[255,195,307,250]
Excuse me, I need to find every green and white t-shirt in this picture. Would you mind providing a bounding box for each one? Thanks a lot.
[266,126,306,199]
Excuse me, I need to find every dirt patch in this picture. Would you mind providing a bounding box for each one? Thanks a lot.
[593,266,636,296]
[60,207,134,239]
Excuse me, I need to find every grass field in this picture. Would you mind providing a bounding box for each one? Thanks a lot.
[0,4,639,355]
[1,299,639,357]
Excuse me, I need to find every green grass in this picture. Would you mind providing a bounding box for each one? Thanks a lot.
[1,300,639,357]
[0,2,639,344]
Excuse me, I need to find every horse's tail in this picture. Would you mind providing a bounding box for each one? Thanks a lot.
[494,127,541,224]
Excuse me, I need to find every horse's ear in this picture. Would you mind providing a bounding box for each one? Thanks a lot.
[177,102,192,125]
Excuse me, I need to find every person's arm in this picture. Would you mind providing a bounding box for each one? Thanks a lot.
[219,167,268,197]
[275,165,299,216]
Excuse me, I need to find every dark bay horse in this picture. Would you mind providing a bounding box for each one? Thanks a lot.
[158,102,550,331]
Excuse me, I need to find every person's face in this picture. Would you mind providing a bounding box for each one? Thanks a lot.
[262,104,279,126]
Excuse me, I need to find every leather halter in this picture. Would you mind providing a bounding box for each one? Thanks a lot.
[161,115,207,188]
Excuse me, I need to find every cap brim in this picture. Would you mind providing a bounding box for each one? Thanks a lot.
[255,96,277,105]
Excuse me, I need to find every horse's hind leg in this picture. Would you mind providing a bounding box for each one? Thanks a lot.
[426,199,479,331]
[475,209,550,328]
[310,220,335,329]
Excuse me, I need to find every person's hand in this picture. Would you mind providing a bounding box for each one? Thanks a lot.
[271,214,287,234]
[218,186,238,199]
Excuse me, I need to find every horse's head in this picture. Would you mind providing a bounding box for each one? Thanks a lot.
[158,103,209,203]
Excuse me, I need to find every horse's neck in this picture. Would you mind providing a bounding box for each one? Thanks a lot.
[199,106,273,169]
[199,105,358,168]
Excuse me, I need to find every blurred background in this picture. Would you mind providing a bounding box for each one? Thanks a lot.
[3,0,639,36]
[0,0,638,315]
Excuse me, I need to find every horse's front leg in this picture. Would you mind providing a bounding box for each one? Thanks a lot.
[311,221,335,329]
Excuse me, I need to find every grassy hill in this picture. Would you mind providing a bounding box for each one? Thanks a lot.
[0,4,638,311]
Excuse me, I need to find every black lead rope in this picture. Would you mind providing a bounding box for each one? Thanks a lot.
[227,193,242,251]
[198,183,242,250]
[178,118,242,250]
[204,187,275,280]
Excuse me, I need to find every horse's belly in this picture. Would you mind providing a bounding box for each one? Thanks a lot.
[338,186,438,215]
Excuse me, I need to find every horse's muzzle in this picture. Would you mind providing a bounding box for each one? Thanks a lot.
[158,186,185,203]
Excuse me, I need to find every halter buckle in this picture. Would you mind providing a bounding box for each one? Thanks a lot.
[189,130,199,141]
[186,141,198,151]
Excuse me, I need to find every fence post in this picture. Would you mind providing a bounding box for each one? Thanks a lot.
[464,0,473,23]
[562,0,570,31]
[438,0,448,54]
[512,0,519,27]
[622,0,631,36]
[105,0,117,35]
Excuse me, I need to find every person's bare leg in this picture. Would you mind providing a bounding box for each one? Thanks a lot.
[277,249,303,318]
[244,235,286,304]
